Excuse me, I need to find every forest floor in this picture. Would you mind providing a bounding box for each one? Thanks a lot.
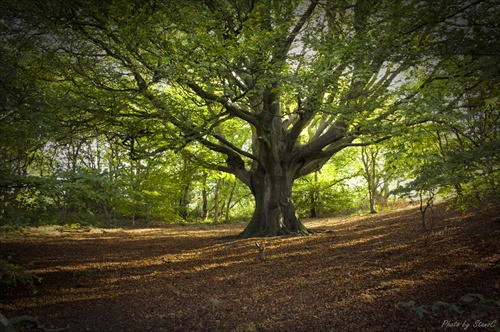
[1,201,499,332]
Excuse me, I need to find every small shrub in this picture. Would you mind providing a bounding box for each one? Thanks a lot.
[395,300,429,318]
[209,297,223,307]
[396,294,500,331]
[0,256,41,287]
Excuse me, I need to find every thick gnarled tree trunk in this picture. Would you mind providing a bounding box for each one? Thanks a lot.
[239,154,311,238]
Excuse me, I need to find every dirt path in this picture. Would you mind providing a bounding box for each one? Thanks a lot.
[1,203,499,331]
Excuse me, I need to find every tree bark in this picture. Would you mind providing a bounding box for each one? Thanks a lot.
[179,183,190,220]
[201,172,208,220]
[213,178,222,224]
[239,165,311,238]
[361,146,379,214]
[225,180,236,223]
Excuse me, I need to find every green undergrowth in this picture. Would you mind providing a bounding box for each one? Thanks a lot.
[396,294,500,331]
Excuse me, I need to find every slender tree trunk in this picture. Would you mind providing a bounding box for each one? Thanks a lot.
[315,171,323,218]
[225,180,237,223]
[213,178,222,224]
[310,190,317,218]
[201,172,208,220]
[309,171,322,218]
[179,155,192,220]
[131,204,136,226]
[361,146,378,214]
[368,189,376,214]
[179,183,190,220]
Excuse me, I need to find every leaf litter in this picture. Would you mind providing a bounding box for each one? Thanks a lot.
[1,202,499,331]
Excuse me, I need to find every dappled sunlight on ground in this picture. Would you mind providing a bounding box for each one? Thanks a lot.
[1,202,499,331]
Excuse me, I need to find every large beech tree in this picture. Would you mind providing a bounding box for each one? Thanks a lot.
[2,0,497,237]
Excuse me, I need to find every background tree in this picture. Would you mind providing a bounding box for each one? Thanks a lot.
[395,0,500,212]
[293,147,363,218]
[0,20,58,225]
[2,0,498,236]
[360,145,381,214]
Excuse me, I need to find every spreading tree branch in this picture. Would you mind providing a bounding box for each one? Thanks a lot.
[212,133,258,162]
[185,82,259,127]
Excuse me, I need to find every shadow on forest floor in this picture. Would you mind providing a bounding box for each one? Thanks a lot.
[1,202,499,331]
